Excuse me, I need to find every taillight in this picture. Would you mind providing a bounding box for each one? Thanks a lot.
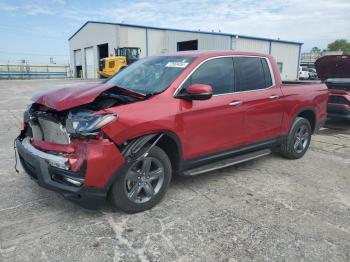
[19,121,27,131]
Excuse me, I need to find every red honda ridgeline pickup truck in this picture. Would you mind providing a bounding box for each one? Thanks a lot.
[16,51,328,213]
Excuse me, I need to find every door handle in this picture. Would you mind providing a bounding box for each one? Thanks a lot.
[229,101,243,106]
[269,95,279,100]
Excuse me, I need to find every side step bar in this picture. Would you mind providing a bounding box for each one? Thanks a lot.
[182,149,271,176]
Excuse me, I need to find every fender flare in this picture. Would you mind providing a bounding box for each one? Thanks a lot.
[121,133,161,160]
[288,107,317,133]
[104,132,182,192]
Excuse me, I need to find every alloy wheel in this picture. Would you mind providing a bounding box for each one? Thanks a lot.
[293,125,310,153]
[124,156,165,203]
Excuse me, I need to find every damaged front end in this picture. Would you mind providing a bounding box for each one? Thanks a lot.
[15,88,140,209]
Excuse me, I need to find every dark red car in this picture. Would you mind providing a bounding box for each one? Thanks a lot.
[315,55,350,120]
[16,51,328,213]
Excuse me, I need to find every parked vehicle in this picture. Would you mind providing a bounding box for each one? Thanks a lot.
[315,55,350,120]
[97,47,141,78]
[307,68,318,80]
[299,66,309,80]
[16,51,328,213]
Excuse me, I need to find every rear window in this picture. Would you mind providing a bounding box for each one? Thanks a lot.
[235,57,273,91]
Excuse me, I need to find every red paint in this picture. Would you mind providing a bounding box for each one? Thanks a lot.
[315,55,350,81]
[30,51,328,188]
[81,139,125,187]
[32,137,125,187]
[19,121,26,131]
[102,52,328,160]
[31,139,75,153]
[32,82,145,111]
[187,84,213,94]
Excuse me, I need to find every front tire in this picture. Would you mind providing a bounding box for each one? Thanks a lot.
[109,145,172,213]
[279,117,312,159]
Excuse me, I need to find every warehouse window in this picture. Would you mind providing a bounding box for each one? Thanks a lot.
[182,57,234,95]
[177,40,198,51]
[277,62,283,73]
[108,61,115,68]
[235,57,272,91]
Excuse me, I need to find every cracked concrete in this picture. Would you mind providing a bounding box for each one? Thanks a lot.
[0,79,349,262]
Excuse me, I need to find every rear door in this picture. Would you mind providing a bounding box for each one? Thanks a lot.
[178,57,246,159]
[235,57,284,144]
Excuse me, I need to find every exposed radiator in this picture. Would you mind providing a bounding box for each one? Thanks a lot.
[31,117,70,144]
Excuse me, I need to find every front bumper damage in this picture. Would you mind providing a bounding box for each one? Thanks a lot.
[15,136,125,209]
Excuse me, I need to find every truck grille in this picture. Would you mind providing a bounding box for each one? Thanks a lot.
[31,117,70,144]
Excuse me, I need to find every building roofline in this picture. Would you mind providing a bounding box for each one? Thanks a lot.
[68,21,303,45]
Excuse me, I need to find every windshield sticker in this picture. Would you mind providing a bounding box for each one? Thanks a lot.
[165,62,189,68]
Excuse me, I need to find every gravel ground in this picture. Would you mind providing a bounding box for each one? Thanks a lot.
[0,79,349,262]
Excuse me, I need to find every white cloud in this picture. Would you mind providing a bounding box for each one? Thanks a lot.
[1,0,349,50]
[68,0,350,50]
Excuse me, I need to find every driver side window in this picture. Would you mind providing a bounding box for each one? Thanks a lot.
[182,57,234,95]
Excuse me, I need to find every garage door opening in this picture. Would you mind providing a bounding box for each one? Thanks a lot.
[98,43,109,60]
[73,49,82,78]
[75,66,82,78]
[177,40,198,51]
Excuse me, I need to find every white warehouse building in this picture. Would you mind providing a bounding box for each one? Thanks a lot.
[69,21,302,80]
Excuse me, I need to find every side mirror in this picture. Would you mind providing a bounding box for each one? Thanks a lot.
[176,84,213,101]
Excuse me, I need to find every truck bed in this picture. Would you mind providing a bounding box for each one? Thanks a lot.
[282,80,322,86]
[325,78,350,91]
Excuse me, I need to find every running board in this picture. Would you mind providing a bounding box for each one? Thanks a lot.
[182,149,271,176]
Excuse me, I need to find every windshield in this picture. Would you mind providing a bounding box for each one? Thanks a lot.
[126,48,140,59]
[105,56,195,95]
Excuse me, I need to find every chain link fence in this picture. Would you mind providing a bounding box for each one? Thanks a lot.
[0,63,72,79]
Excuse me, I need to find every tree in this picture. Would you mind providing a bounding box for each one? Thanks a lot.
[327,39,350,54]
[310,46,321,54]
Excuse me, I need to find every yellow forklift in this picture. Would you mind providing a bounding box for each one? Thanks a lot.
[97,47,141,78]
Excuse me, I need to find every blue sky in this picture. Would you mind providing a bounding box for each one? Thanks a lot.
[0,0,349,64]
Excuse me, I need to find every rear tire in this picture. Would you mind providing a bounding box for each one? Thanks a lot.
[279,117,312,159]
[109,145,172,213]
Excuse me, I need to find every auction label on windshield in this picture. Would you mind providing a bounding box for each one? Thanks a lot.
[165,62,189,68]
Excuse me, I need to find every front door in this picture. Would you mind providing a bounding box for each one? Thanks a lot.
[177,57,245,159]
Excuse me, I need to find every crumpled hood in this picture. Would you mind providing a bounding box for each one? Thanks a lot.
[32,82,115,111]
[315,55,350,81]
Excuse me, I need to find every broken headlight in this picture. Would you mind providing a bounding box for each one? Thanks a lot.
[66,110,117,136]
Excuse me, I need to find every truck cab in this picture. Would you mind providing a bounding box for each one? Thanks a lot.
[97,47,141,78]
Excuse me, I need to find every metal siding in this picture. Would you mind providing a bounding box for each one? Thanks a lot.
[147,29,167,56]
[69,21,303,45]
[165,31,230,53]
[118,26,147,58]
[69,22,301,81]
[73,49,82,66]
[271,42,299,80]
[235,38,270,53]
[69,23,118,78]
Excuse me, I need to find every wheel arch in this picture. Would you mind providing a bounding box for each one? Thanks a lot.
[104,131,183,195]
[120,131,183,173]
[295,108,316,133]
[156,132,183,173]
